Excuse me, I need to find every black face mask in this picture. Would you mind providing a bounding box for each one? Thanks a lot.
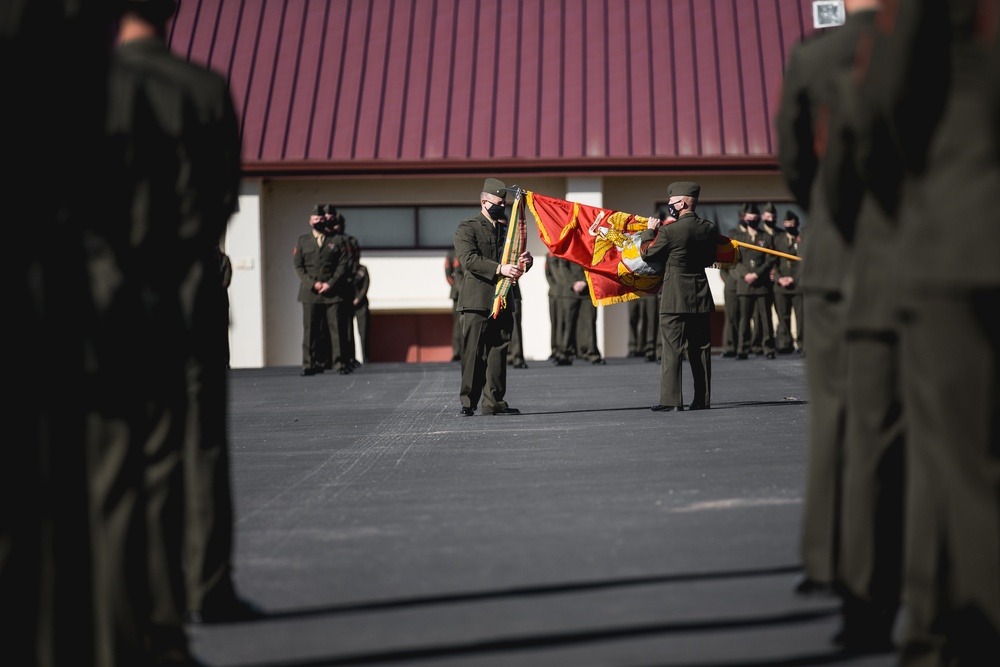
[784,225,798,235]
[486,202,506,220]
[745,218,759,229]
[667,202,681,218]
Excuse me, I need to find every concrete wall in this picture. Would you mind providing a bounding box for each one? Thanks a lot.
[223,173,794,369]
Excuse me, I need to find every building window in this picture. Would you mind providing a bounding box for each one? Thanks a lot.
[337,205,479,250]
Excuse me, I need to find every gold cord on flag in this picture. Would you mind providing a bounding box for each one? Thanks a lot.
[490,188,526,319]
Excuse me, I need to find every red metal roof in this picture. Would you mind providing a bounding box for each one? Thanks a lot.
[166,0,817,176]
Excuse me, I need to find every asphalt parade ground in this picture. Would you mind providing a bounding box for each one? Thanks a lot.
[190,354,897,667]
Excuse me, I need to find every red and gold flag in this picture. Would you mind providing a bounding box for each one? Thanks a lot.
[527,191,741,306]
[527,192,664,306]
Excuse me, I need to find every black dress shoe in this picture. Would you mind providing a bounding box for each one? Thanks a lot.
[459,407,475,416]
[485,407,520,415]
[300,367,316,376]
[720,351,737,358]
[736,353,749,360]
[688,403,709,410]
[555,358,572,366]
[337,367,351,375]
[186,597,264,625]
[513,361,529,369]
[590,358,606,365]
[451,354,461,361]
[646,355,658,363]
[765,351,776,359]
[651,404,681,412]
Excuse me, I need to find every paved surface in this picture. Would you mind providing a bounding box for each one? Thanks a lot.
[190,354,897,667]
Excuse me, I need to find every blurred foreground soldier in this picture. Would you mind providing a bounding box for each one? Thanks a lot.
[445,246,463,360]
[854,0,1000,662]
[776,0,877,603]
[821,38,906,656]
[3,3,116,666]
[294,205,354,375]
[454,178,533,416]
[639,181,717,412]
[97,0,256,662]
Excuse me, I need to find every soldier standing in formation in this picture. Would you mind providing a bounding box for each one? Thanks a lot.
[627,212,663,363]
[732,204,777,359]
[293,205,354,376]
[454,178,533,416]
[772,211,803,354]
[551,257,605,365]
[544,253,561,362]
[326,207,362,369]
[718,209,745,358]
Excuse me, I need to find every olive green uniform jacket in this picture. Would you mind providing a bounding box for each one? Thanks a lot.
[454,213,515,413]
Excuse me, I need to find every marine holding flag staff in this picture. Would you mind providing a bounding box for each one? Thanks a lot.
[638,182,718,412]
[455,178,534,416]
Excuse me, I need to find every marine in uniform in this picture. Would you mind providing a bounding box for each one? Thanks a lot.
[628,213,663,362]
[853,0,1000,660]
[325,207,362,369]
[553,258,604,365]
[454,178,533,416]
[508,283,528,368]
[776,0,877,603]
[638,181,717,411]
[293,206,354,375]
[732,204,777,358]
[772,211,804,354]
[97,0,253,662]
[544,253,561,361]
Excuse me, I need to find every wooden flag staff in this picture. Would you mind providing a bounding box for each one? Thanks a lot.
[731,239,801,262]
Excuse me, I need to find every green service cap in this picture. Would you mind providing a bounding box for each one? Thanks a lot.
[482,178,507,198]
[667,181,701,198]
